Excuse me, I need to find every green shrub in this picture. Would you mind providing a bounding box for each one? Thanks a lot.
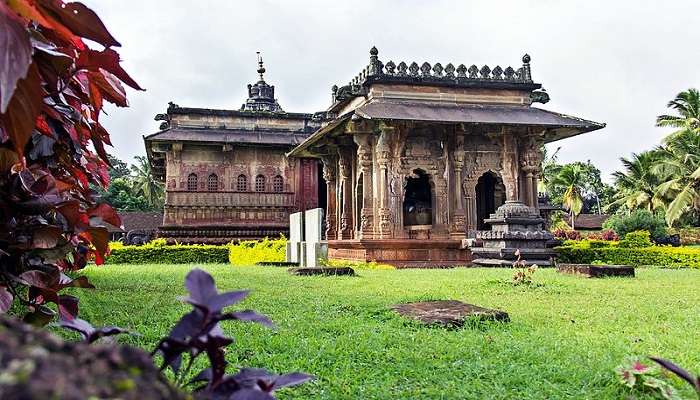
[603,210,667,240]
[106,240,229,264]
[618,230,653,248]
[556,242,700,268]
[228,237,286,266]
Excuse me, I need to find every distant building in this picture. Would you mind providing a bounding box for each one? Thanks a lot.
[572,213,610,230]
[144,56,323,244]
[107,211,164,243]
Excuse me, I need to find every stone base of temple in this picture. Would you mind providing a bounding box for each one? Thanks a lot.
[327,239,472,268]
[158,224,288,245]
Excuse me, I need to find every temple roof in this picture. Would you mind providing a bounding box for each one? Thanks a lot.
[240,53,284,113]
[144,127,310,146]
[354,100,604,139]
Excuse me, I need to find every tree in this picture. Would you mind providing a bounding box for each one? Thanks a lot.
[551,164,586,228]
[0,0,142,323]
[130,155,164,209]
[609,150,667,213]
[655,129,700,226]
[656,88,700,141]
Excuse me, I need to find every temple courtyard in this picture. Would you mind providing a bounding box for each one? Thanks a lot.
[73,264,700,399]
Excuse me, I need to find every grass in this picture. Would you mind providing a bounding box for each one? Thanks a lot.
[73,265,700,399]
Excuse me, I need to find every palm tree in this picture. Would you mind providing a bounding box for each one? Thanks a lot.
[551,164,586,229]
[610,150,667,212]
[130,156,164,209]
[654,129,700,226]
[656,88,700,141]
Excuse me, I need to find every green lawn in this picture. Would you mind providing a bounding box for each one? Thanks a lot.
[74,265,700,399]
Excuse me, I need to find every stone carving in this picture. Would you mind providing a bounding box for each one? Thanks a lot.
[409,62,420,77]
[530,89,550,104]
[444,63,455,78]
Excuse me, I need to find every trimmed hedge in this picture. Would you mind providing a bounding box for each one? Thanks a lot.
[228,237,286,266]
[106,239,229,264]
[555,242,700,268]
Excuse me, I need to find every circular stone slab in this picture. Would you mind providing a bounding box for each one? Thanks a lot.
[287,267,355,276]
[392,300,509,327]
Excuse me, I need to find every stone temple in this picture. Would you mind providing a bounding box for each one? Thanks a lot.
[145,48,604,265]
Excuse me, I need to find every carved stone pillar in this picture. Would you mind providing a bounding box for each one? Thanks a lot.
[522,169,534,207]
[451,134,466,238]
[338,147,353,239]
[463,181,477,234]
[354,133,374,239]
[321,155,338,240]
[376,126,393,238]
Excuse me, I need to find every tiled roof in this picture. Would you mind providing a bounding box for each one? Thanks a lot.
[106,211,163,233]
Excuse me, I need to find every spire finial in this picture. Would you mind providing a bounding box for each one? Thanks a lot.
[256,51,266,80]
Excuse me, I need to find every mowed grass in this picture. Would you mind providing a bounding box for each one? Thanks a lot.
[75,265,700,399]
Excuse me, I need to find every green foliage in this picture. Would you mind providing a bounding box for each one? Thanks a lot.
[619,230,654,248]
[106,240,229,264]
[96,155,164,212]
[603,209,667,240]
[556,242,700,268]
[543,158,614,214]
[228,237,286,266]
[100,177,153,211]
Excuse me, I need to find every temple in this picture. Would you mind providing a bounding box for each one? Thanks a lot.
[288,47,604,266]
[145,48,604,265]
[144,54,323,243]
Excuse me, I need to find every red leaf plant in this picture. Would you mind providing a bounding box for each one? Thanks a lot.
[0,0,143,325]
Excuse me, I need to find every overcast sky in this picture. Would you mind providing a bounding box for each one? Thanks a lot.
[83,0,700,181]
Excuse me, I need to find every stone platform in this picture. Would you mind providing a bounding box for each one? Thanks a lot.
[557,264,635,278]
[327,239,471,268]
[392,300,509,327]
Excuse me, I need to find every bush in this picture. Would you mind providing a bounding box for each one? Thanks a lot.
[584,229,619,241]
[106,240,229,264]
[603,210,667,240]
[553,228,581,240]
[619,230,654,248]
[228,237,286,266]
[556,241,700,268]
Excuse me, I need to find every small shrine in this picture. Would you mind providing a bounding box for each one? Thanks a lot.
[289,47,605,267]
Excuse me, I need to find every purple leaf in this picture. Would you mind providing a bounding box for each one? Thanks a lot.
[649,357,700,391]
[88,326,129,344]
[229,390,276,400]
[207,290,249,312]
[0,286,13,313]
[231,368,278,390]
[184,268,218,306]
[57,294,79,320]
[59,316,95,339]
[221,310,274,328]
[189,368,212,384]
[273,372,314,389]
[169,309,205,340]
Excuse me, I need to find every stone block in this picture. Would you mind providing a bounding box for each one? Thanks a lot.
[285,241,304,264]
[289,211,303,243]
[305,241,328,268]
[557,263,635,278]
[287,267,355,276]
[392,300,509,327]
[304,208,324,243]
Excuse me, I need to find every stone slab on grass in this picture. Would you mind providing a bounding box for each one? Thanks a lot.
[557,263,635,278]
[256,261,299,267]
[392,300,509,327]
[288,267,355,276]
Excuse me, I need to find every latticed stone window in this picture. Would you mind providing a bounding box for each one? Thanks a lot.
[236,174,247,192]
[187,173,198,191]
[273,175,284,192]
[255,175,266,192]
[207,173,218,191]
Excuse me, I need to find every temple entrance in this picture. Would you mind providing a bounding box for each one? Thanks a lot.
[475,171,505,230]
[403,169,432,226]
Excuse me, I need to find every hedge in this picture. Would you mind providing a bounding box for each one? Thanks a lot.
[555,243,700,268]
[106,239,229,264]
[105,237,288,265]
[228,237,286,266]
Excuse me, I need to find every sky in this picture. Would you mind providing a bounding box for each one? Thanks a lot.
[83,0,700,181]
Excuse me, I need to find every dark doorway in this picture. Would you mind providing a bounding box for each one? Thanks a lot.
[475,172,505,230]
[355,173,363,231]
[403,169,432,226]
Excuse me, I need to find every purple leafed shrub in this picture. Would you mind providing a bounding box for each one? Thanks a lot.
[153,268,313,399]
